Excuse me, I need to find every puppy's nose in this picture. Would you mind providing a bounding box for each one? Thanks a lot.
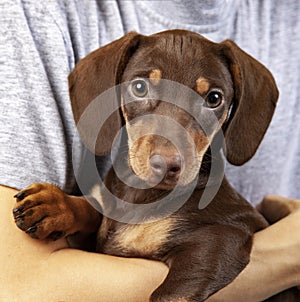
[149,154,182,179]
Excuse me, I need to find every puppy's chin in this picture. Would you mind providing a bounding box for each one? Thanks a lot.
[152,179,178,191]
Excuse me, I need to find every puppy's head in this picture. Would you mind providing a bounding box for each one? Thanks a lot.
[69,30,278,190]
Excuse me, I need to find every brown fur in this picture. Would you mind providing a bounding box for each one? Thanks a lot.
[13,30,299,301]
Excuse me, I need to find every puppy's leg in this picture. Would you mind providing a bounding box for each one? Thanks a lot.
[13,183,102,240]
[151,226,251,302]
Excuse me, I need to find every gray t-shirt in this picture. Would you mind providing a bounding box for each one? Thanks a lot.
[0,0,299,204]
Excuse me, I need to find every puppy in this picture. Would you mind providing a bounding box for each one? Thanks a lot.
[13,30,299,301]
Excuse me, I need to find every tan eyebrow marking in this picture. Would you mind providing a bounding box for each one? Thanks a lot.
[149,69,162,85]
[196,77,210,94]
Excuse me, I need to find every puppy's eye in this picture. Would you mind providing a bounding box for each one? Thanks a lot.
[131,80,148,98]
[205,91,223,108]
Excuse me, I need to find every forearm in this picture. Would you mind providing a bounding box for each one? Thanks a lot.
[44,250,168,302]
[0,185,168,302]
[3,251,167,302]
[207,213,300,302]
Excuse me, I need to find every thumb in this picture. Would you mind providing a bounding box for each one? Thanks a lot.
[256,194,300,224]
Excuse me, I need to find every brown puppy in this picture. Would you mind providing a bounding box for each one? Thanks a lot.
[13,30,299,301]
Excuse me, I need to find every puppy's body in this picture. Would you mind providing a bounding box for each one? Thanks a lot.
[97,170,267,301]
[13,30,300,301]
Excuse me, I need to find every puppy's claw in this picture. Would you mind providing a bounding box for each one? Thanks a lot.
[14,191,26,201]
[26,225,37,234]
[13,206,24,214]
[14,213,25,219]
[16,219,25,230]
[27,231,38,239]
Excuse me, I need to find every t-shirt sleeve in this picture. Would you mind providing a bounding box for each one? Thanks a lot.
[0,1,82,193]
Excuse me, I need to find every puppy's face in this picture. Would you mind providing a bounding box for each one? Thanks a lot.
[70,30,278,181]
[120,34,234,189]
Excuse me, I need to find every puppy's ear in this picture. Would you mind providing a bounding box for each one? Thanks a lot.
[69,32,141,155]
[221,40,279,166]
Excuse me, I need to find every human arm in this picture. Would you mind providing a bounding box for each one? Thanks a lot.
[0,185,168,302]
[206,195,300,302]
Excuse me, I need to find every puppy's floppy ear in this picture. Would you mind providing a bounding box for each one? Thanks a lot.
[221,40,279,166]
[69,32,141,155]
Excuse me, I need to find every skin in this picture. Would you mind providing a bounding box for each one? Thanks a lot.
[0,185,168,302]
[207,194,300,301]
[1,184,300,301]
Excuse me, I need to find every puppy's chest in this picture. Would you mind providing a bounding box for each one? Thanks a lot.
[96,216,176,259]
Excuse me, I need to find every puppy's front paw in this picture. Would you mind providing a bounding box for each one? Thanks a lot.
[13,183,76,240]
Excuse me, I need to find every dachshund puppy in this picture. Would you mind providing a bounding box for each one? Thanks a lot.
[13,30,299,301]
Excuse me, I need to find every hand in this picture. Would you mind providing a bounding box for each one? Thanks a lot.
[257,194,300,223]
[257,194,300,287]
[207,194,300,302]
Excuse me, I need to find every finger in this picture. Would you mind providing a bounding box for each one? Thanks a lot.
[257,194,300,223]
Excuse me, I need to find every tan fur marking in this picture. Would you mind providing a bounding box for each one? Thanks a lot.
[189,130,209,155]
[129,135,153,180]
[98,217,111,242]
[196,77,210,95]
[217,108,229,131]
[89,184,104,209]
[120,96,129,123]
[149,69,162,85]
[112,217,175,255]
